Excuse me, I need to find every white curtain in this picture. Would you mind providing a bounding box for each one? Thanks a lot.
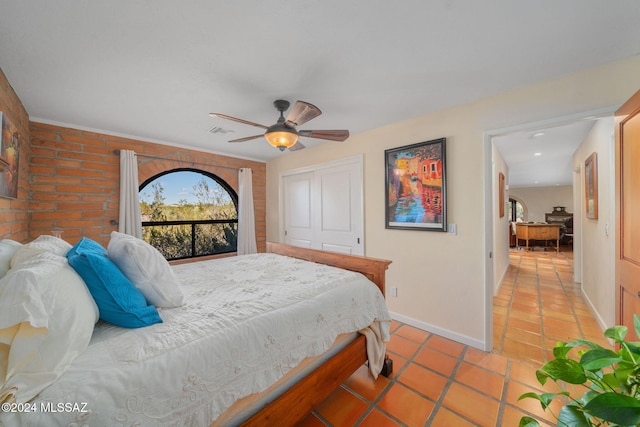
[237,168,257,255]
[118,150,142,238]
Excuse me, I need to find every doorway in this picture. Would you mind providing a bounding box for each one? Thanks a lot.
[483,107,616,356]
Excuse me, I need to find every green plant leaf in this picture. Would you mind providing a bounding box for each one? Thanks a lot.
[605,325,628,342]
[557,404,591,427]
[634,314,640,340]
[601,373,622,390]
[582,392,640,425]
[541,359,587,384]
[553,342,573,359]
[536,369,550,385]
[569,339,604,351]
[519,416,541,427]
[579,348,622,371]
[518,392,563,409]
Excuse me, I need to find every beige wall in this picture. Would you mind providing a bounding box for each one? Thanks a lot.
[509,186,574,222]
[266,55,640,348]
[493,144,510,295]
[574,117,615,329]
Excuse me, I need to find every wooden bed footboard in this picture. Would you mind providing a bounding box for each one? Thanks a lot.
[266,242,391,296]
[240,335,368,426]
[235,243,392,427]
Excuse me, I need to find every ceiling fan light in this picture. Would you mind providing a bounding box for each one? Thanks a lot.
[264,123,298,150]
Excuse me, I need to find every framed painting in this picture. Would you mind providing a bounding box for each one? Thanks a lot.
[0,112,20,199]
[385,138,447,231]
[584,152,598,219]
[499,172,505,218]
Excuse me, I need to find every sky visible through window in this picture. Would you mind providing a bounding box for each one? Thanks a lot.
[139,171,228,205]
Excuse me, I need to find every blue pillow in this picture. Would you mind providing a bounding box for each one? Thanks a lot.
[67,237,162,328]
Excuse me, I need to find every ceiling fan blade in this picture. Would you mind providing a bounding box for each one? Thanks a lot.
[228,134,264,143]
[298,130,350,141]
[209,113,269,130]
[289,141,306,151]
[285,101,322,127]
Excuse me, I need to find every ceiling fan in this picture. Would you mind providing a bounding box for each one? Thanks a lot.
[209,100,349,151]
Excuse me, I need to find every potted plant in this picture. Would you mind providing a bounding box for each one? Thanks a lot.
[519,315,640,426]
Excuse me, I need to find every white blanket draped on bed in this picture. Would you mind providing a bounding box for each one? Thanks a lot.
[2,253,391,427]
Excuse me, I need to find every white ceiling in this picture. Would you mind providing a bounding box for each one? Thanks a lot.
[493,118,601,188]
[0,1,639,167]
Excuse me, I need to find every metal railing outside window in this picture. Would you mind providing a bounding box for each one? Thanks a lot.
[142,218,238,261]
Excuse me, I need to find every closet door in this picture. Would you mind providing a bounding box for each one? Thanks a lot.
[316,162,363,255]
[283,171,314,248]
[281,157,364,255]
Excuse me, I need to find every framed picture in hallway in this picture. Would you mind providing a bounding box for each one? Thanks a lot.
[584,152,598,219]
[385,138,447,231]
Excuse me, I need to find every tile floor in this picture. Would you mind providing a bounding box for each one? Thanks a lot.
[299,247,608,426]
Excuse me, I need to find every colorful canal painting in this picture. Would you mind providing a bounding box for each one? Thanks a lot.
[385,138,446,231]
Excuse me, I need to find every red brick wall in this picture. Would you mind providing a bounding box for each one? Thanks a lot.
[29,122,266,250]
[0,68,30,241]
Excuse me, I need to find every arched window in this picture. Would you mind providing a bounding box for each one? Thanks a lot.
[139,169,238,260]
[508,198,525,222]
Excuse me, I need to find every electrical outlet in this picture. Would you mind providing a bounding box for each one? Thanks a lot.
[390,287,398,297]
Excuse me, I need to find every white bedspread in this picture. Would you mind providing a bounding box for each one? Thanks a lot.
[2,253,390,427]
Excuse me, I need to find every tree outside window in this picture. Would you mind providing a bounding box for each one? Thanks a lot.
[139,169,238,260]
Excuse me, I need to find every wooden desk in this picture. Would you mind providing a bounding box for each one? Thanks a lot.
[515,223,561,251]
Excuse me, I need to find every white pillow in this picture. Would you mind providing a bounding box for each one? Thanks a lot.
[107,231,184,308]
[0,239,22,278]
[10,235,72,268]
[0,252,98,403]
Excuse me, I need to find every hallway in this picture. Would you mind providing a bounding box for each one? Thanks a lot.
[493,248,610,365]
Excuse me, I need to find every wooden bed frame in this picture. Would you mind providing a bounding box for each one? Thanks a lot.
[233,242,392,427]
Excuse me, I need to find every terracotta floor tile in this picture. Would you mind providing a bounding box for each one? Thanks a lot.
[501,338,544,364]
[343,365,391,402]
[507,317,541,334]
[504,327,542,347]
[358,409,402,427]
[414,346,459,376]
[511,301,540,314]
[430,407,477,426]
[463,347,508,376]
[505,379,563,425]
[426,335,465,357]
[304,248,606,427]
[314,386,369,427]
[441,382,499,426]
[542,309,577,322]
[385,334,420,359]
[501,405,553,427]
[377,383,434,427]
[388,320,402,333]
[493,305,508,316]
[397,362,448,401]
[297,412,327,427]
[394,324,430,344]
[508,309,541,323]
[454,362,504,400]
[508,361,562,394]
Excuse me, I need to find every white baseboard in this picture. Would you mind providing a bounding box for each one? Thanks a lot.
[494,264,509,296]
[389,311,486,351]
[580,288,609,332]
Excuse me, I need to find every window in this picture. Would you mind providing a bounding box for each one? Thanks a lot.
[139,169,238,260]
[508,198,525,222]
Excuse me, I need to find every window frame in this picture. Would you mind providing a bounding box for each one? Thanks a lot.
[139,168,239,261]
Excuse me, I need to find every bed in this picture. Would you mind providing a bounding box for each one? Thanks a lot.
[0,236,391,427]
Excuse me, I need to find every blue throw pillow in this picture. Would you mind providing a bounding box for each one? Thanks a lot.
[67,237,162,328]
